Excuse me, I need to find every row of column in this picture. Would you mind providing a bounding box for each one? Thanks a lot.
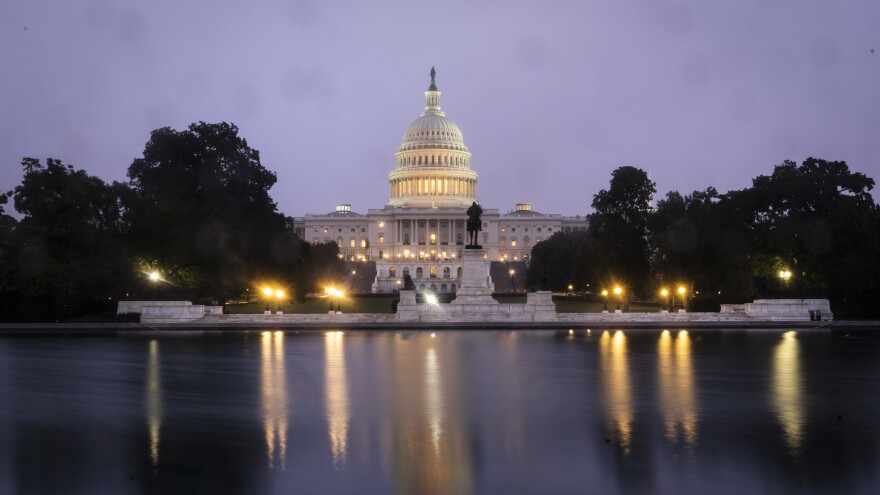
[389,177,476,199]
[393,218,464,248]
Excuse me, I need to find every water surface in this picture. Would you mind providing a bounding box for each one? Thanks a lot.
[1,329,878,494]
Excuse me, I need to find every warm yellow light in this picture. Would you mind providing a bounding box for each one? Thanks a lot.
[426,294,438,305]
[614,287,622,295]
[568,284,573,291]
[602,289,608,297]
[430,233,436,241]
[275,289,285,299]
[351,270,356,275]
[678,286,686,295]
[661,289,668,297]
[509,269,515,276]
[378,222,384,228]
[148,271,160,282]
[263,287,273,297]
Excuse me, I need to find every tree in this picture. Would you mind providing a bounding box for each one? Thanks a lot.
[124,122,341,303]
[589,166,656,298]
[527,231,593,291]
[1,158,133,320]
[648,188,755,310]
[725,158,879,316]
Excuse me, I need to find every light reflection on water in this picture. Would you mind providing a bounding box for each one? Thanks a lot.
[658,330,698,446]
[1,330,879,494]
[146,339,162,470]
[261,330,287,470]
[599,330,633,454]
[324,331,349,469]
[773,330,804,455]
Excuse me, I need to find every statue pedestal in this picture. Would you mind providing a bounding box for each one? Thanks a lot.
[451,249,498,306]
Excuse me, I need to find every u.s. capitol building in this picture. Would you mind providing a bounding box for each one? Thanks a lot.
[293,70,587,293]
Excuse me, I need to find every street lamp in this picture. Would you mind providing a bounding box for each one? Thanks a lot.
[148,271,160,282]
[274,289,285,313]
[660,288,669,311]
[677,286,687,311]
[262,287,273,312]
[601,289,609,311]
[509,268,516,292]
[614,286,623,310]
[568,284,574,296]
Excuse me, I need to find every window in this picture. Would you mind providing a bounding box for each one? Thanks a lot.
[443,267,450,278]
[456,267,462,278]
[314,227,319,232]
[337,237,343,247]
[511,240,517,247]
[360,239,367,248]
[389,267,396,277]
[351,228,355,232]
[430,267,437,278]
[378,235,384,244]
[378,222,384,228]
[324,228,329,233]
[350,239,356,247]
[416,267,423,279]
[537,227,542,232]
[511,227,516,232]
[548,227,553,232]
[500,227,506,233]
[361,228,366,232]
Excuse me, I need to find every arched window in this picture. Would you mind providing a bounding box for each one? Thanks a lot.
[416,267,423,279]
[337,237,343,247]
[429,267,437,278]
[451,284,457,293]
[430,284,437,291]
[389,267,396,277]
[440,284,447,293]
[456,267,462,278]
[443,267,450,278]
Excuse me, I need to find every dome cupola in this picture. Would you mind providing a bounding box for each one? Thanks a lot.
[387,68,478,208]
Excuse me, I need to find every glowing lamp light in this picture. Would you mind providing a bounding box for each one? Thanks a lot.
[601,289,608,297]
[678,286,686,295]
[614,287,622,295]
[148,271,160,282]
[660,288,668,297]
[425,294,439,305]
[262,287,273,297]
[275,289,285,299]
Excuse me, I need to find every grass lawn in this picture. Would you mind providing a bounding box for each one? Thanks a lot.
[225,294,664,314]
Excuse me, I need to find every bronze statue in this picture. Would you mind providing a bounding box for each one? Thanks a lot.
[466,201,482,248]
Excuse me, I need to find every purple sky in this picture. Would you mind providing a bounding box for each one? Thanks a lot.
[2,1,878,217]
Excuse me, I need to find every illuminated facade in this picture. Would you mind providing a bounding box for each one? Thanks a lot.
[293,70,587,293]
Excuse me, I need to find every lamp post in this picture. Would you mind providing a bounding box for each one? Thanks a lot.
[263,287,273,312]
[677,286,687,311]
[568,284,574,297]
[614,286,623,311]
[660,288,669,311]
[601,289,609,311]
[274,289,285,313]
[509,268,516,293]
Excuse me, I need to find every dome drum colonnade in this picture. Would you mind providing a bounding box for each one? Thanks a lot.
[386,68,478,209]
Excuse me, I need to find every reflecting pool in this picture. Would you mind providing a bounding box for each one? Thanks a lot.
[1,329,879,494]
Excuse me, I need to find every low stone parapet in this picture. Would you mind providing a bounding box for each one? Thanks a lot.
[117,300,192,315]
[744,299,832,321]
[141,304,206,323]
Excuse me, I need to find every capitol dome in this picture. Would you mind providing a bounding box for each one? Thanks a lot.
[387,68,478,208]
